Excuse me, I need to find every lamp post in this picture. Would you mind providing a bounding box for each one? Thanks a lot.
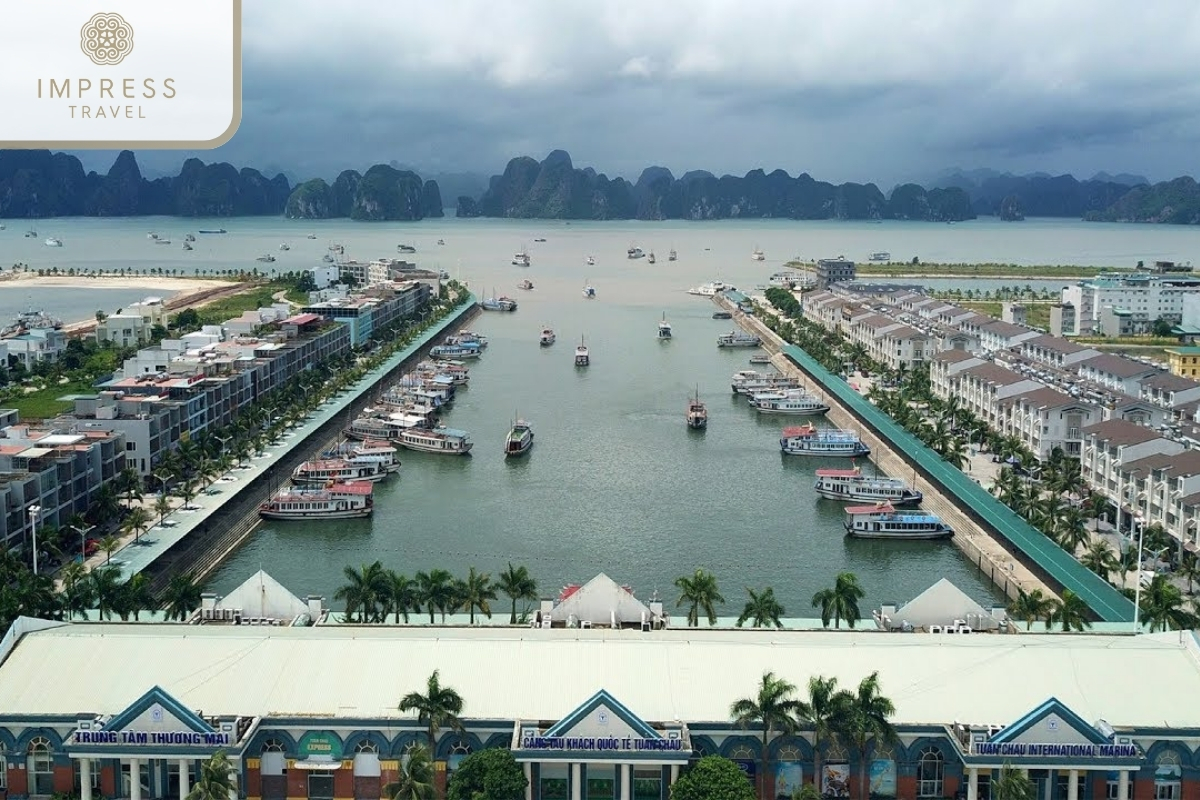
[68,523,95,563]
[1132,517,1145,634]
[27,505,42,576]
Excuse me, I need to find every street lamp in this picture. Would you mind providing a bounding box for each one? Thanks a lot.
[1132,517,1146,634]
[27,505,41,575]
[68,523,95,562]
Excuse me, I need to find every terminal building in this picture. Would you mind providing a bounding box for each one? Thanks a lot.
[0,614,1197,800]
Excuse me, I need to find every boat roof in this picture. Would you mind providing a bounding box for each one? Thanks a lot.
[815,467,863,476]
[330,481,374,495]
[297,459,352,470]
[781,424,818,436]
[846,502,896,514]
[429,427,470,438]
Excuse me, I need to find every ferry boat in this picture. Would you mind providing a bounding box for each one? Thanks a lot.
[869,252,891,262]
[668,248,677,262]
[454,330,489,348]
[399,426,473,455]
[481,294,518,312]
[259,481,374,520]
[540,328,556,346]
[291,458,389,486]
[844,502,952,540]
[717,331,762,348]
[518,279,535,290]
[688,281,732,297]
[512,251,531,267]
[344,413,433,441]
[256,254,276,263]
[197,228,227,234]
[648,251,657,264]
[749,391,830,416]
[751,247,765,261]
[429,344,481,360]
[44,237,62,247]
[627,246,645,260]
[749,354,772,364]
[504,419,534,458]
[686,389,707,430]
[575,337,590,366]
[583,283,597,299]
[779,423,871,457]
[730,370,800,394]
[321,439,402,473]
[586,256,596,266]
[657,314,672,339]
[712,310,733,320]
[814,467,923,507]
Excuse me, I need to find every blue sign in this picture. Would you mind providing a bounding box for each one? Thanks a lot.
[520,736,683,752]
[973,743,1138,758]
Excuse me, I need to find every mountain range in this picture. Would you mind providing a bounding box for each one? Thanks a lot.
[2,148,1199,224]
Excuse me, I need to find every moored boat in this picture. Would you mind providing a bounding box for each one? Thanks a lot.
[717,331,762,348]
[751,247,765,261]
[869,252,891,262]
[686,388,707,430]
[481,293,518,312]
[583,283,596,299]
[44,237,62,247]
[749,354,772,364]
[291,457,389,486]
[843,502,952,540]
[648,250,657,264]
[688,281,731,297]
[712,310,733,320]
[668,248,677,262]
[814,467,922,506]
[779,423,871,457]
[429,344,481,359]
[505,419,534,458]
[518,279,535,290]
[731,370,800,395]
[586,255,596,266]
[540,327,556,346]
[627,246,644,259]
[749,391,830,416]
[321,439,402,473]
[258,481,374,520]
[512,250,531,267]
[399,426,473,455]
[197,228,227,234]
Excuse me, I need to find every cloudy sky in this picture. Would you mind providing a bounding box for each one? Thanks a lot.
[79,0,1200,187]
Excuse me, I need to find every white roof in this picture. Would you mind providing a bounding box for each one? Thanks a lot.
[890,579,997,629]
[212,570,309,620]
[551,573,651,626]
[1,624,1199,728]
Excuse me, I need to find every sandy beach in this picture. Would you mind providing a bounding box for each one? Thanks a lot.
[0,272,234,297]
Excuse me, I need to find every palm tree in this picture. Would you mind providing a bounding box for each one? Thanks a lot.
[1084,493,1109,531]
[1048,589,1092,632]
[385,570,417,624]
[160,571,203,621]
[386,744,434,800]
[992,761,1035,800]
[99,534,121,565]
[811,572,866,629]
[797,676,851,795]
[88,565,123,620]
[1007,588,1054,630]
[496,563,538,624]
[1080,540,1120,583]
[120,573,157,621]
[730,672,801,800]
[1139,575,1196,632]
[459,567,496,624]
[674,568,725,627]
[399,670,465,753]
[335,561,389,623]
[415,569,457,623]
[122,506,152,544]
[842,672,897,800]
[736,587,785,628]
[154,493,173,526]
[187,750,236,800]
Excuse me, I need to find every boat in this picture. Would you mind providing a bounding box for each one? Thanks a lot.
[322,254,335,263]
[258,481,374,520]
[330,244,345,253]
[291,458,390,486]
[504,419,534,458]
[730,370,800,395]
[657,314,673,339]
[869,252,891,262]
[398,244,416,253]
[627,246,645,260]
[344,414,433,441]
[256,254,276,263]
[512,250,531,267]
[575,337,590,366]
[686,388,707,430]
[182,242,193,251]
[481,292,518,312]
[844,502,952,540]
[307,233,317,239]
[429,344,482,360]
[749,354,772,364]
[648,251,657,264]
[814,467,923,506]
[751,247,765,261]
[533,238,547,243]
[185,233,196,242]
[1,308,63,338]
[712,310,733,320]
[540,327,556,346]
[197,228,227,234]
[779,423,871,457]
[44,237,62,247]
[583,282,596,299]
[717,331,762,348]
[437,239,446,245]
[320,439,402,473]
[749,391,830,416]
[518,279,535,290]
[154,237,172,245]
[586,256,595,266]
[688,281,732,297]
[398,426,473,455]
[279,243,290,251]
[668,248,677,262]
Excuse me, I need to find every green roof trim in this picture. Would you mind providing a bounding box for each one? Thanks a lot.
[780,343,1135,623]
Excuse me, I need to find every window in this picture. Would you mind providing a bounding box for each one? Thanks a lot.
[261,739,287,800]
[75,759,102,794]
[27,737,55,796]
[352,741,381,800]
[446,743,472,776]
[632,769,661,800]
[1154,753,1182,800]
[0,757,6,789]
[916,747,944,798]
[541,764,569,800]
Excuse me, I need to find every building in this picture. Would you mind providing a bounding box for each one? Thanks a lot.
[1,618,1198,800]
[998,386,1097,460]
[301,283,431,348]
[4,328,67,369]
[1080,420,1185,527]
[1166,347,1200,379]
[307,266,341,289]
[815,258,856,289]
[97,299,170,349]
[1049,303,1076,338]
[1076,355,1161,396]
[948,364,1041,427]
[1061,273,1200,336]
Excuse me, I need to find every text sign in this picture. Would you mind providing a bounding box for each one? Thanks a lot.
[74,730,232,747]
[520,736,685,753]
[0,0,241,147]
[973,743,1139,759]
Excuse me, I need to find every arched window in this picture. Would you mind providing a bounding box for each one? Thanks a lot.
[260,739,288,800]
[1154,751,1182,800]
[917,747,944,798]
[447,743,472,775]
[27,737,55,796]
[353,739,382,799]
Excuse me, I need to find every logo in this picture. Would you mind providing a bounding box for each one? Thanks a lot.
[80,12,134,66]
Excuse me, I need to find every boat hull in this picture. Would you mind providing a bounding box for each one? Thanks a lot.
[844,523,952,540]
[815,488,923,507]
[400,440,473,455]
[752,404,830,416]
[781,444,871,457]
[687,418,707,430]
[505,436,534,457]
[260,508,372,520]
[291,473,388,486]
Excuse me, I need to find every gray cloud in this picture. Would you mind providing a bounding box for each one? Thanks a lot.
[76,0,1200,186]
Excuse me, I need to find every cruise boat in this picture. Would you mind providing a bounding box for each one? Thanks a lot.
[518,279,535,290]
[844,503,952,540]
[259,481,374,520]
[197,228,227,234]
[586,256,595,266]
[504,419,534,458]
[481,293,518,312]
[399,426,473,455]
[712,310,733,320]
[291,458,389,486]
[768,271,804,288]
[657,314,673,339]
[430,342,482,359]
[668,248,677,262]
[344,413,433,441]
[321,439,402,473]
[749,354,772,364]
[869,252,891,262]
[256,254,276,263]
[717,331,762,348]
[44,237,62,247]
[730,370,800,395]
[627,246,645,260]
[575,337,590,366]
[814,467,923,507]
[686,389,707,430]
[751,247,765,261]
[512,251,531,267]
[279,243,290,251]
[583,283,597,299]
[688,281,732,297]
[398,244,417,253]
[648,251,657,264]
[749,391,830,416]
[780,423,871,457]
[540,328,556,346]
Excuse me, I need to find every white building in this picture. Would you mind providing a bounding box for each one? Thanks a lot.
[1080,420,1184,510]
[998,386,1097,459]
[1077,355,1161,395]
[1061,273,1200,336]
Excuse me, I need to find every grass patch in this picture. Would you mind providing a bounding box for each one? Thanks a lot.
[193,283,285,326]
[10,380,97,420]
[957,301,1052,330]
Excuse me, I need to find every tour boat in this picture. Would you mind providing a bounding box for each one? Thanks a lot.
[399,426,474,455]
[717,331,762,348]
[689,281,732,297]
[429,344,481,360]
[583,283,597,299]
[512,251,531,267]
[154,237,173,245]
[731,370,801,395]
[344,414,433,441]
[258,481,374,520]
[182,242,194,251]
[686,389,707,430]
[658,314,673,339]
[844,502,952,540]
[779,423,871,457]
[869,252,891,262]
[814,467,923,507]
[184,233,196,242]
[751,247,765,261]
[627,246,645,259]
[321,440,402,473]
[749,354,772,364]
[540,328,556,346]
[279,243,290,251]
[44,237,62,247]
[712,310,733,320]
[668,248,678,262]
[197,228,227,234]
[453,330,489,347]
[291,458,389,486]
[749,391,830,416]
[518,279,535,290]
[586,256,596,266]
[256,254,276,263]
[575,338,590,366]
[398,244,417,253]
[307,233,317,239]
[481,293,518,312]
[505,419,534,458]
[648,251,657,264]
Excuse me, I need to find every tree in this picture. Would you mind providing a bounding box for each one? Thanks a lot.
[992,762,1035,800]
[416,569,457,623]
[674,568,725,627]
[497,563,538,624]
[336,561,389,623]
[187,750,236,800]
[459,566,497,624]
[387,744,435,800]
[122,506,152,544]
[797,676,851,795]
[842,673,897,800]
[1081,540,1120,583]
[446,748,527,800]
[1048,589,1093,632]
[811,572,866,629]
[1139,575,1196,632]
[730,672,800,800]
[737,587,785,628]
[399,670,465,752]
[670,756,755,800]
[160,571,203,621]
[1007,588,1054,630]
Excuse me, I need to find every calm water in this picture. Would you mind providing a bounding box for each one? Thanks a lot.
[8,215,1200,613]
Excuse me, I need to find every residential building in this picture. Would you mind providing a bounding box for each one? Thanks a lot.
[998,387,1097,459]
[976,320,1040,354]
[815,257,855,289]
[1061,273,1200,336]
[1019,335,1101,370]
[302,282,432,348]
[1080,420,1184,516]
[1048,302,1076,338]
[1077,355,1161,395]
[307,265,341,289]
[1139,372,1200,414]
[929,350,984,398]
[1166,347,1200,379]
[1115,450,1200,551]
[948,364,1041,426]
[4,328,67,369]
[1001,302,1027,326]
[875,326,929,371]
[68,393,185,477]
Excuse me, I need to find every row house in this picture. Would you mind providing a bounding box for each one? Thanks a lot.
[1117,450,1200,551]
[1080,420,1184,515]
[68,394,185,478]
[951,363,1041,427]
[799,291,848,332]
[1019,334,1101,370]
[977,320,1041,354]
[997,386,1098,460]
[1139,372,1200,416]
[847,313,901,352]
[899,294,938,315]
[915,301,955,321]
[875,325,929,371]
[1077,354,1161,395]
[934,306,980,327]
[929,350,984,398]
[1101,397,1170,430]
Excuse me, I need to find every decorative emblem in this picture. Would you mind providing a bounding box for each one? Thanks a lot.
[1046,719,1058,731]
[150,705,164,722]
[80,12,134,66]
[597,710,609,725]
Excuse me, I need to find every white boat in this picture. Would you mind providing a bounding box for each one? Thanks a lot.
[688,281,731,297]
[730,370,800,394]
[586,256,595,266]
[717,331,761,348]
[627,246,645,259]
[258,481,374,520]
[256,254,276,263]
[481,293,518,312]
[505,419,534,458]
[197,228,227,234]
[814,467,922,506]
[322,254,335,263]
[540,327,556,346]
[780,423,871,457]
[575,337,590,366]
[686,389,707,430]
[279,243,290,251]
[182,242,193,251]
[668,249,678,262]
[768,271,803,288]
[185,233,196,242]
[430,344,482,359]
[518,279,535,290]
[291,458,389,486]
[399,426,473,455]
[437,239,446,245]
[512,251,531,267]
[583,283,597,299]
[749,391,830,416]
[844,502,952,540]
[869,252,891,262]
[154,237,172,245]
[147,232,158,240]
[344,414,432,441]
[321,439,402,473]
[658,314,673,339]
[749,354,772,364]
[751,247,765,261]
[398,244,416,253]
[44,237,62,247]
[307,233,317,239]
[648,251,657,264]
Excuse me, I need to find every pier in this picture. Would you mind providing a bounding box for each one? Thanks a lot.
[717,293,1136,623]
